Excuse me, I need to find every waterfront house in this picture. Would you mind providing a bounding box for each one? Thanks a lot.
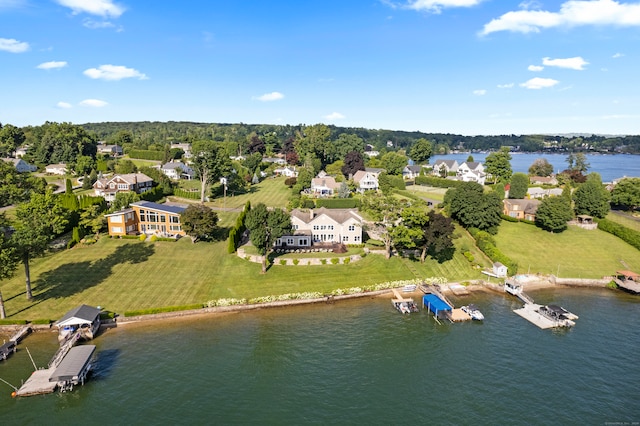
[503,199,541,221]
[402,165,423,180]
[278,207,364,247]
[14,145,29,158]
[457,162,486,185]
[93,172,154,202]
[274,166,298,178]
[97,143,123,157]
[530,175,558,186]
[45,163,68,175]
[310,175,340,196]
[159,161,195,180]
[55,304,101,342]
[353,170,380,192]
[105,200,187,237]
[431,160,459,177]
[2,157,37,173]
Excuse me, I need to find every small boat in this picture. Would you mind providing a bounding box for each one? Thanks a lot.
[461,304,484,321]
[402,284,417,293]
[393,300,419,314]
[537,304,577,327]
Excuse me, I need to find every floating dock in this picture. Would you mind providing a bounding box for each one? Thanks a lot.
[513,304,561,329]
[15,369,57,397]
[506,281,578,329]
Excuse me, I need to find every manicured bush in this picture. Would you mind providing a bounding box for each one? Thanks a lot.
[598,219,640,250]
[0,319,29,325]
[343,257,350,265]
[279,259,287,265]
[139,234,147,242]
[315,198,360,209]
[128,149,165,161]
[227,228,237,253]
[124,304,204,317]
[293,259,300,265]
[320,259,327,264]
[150,235,158,242]
[31,319,52,325]
[415,176,463,188]
[330,258,339,265]
[174,188,201,200]
[284,177,297,187]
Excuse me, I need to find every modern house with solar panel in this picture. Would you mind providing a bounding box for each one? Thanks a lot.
[105,201,187,238]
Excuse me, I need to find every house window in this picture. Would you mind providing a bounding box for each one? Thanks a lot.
[354,236,361,242]
[348,225,355,231]
[510,212,517,218]
[293,224,298,230]
[111,226,122,233]
[287,238,294,245]
[170,225,181,232]
[148,212,158,223]
[328,225,334,230]
[300,239,308,246]
[160,215,166,223]
[170,216,179,224]
[109,183,115,189]
[118,184,128,190]
[342,236,349,242]
[110,215,122,223]
[313,225,319,230]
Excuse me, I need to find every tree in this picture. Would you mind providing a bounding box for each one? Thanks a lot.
[192,141,232,203]
[341,151,364,178]
[0,124,26,157]
[12,190,68,300]
[333,133,364,160]
[337,182,350,198]
[409,138,433,164]
[247,133,266,155]
[535,196,573,233]
[484,147,512,184]
[243,152,263,176]
[509,173,529,199]
[115,159,137,174]
[572,173,610,218]
[0,160,47,207]
[610,177,640,211]
[74,155,96,176]
[0,215,18,318]
[181,204,219,243]
[245,203,291,273]
[295,124,331,165]
[528,158,554,177]
[423,211,455,263]
[111,191,140,211]
[361,192,404,259]
[65,178,73,194]
[445,182,502,233]
[568,152,590,174]
[380,151,407,176]
[33,122,97,165]
[466,155,474,163]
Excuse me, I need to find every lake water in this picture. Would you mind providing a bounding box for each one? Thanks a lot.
[431,153,640,183]
[2,288,639,425]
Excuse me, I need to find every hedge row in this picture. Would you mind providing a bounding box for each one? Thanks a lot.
[140,186,164,202]
[315,198,361,209]
[597,219,640,251]
[174,188,201,200]
[469,228,518,275]
[228,201,251,253]
[415,176,464,188]
[123,303,205,317]
[128,149,165,161]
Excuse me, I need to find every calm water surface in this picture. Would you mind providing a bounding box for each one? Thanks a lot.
[1,288,639,425]
[431,153,640,183]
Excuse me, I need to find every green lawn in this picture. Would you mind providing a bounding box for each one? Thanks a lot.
[1,228,486,321]
[206,176,292,209]
[494,221,640,278]
[606,211,640,232]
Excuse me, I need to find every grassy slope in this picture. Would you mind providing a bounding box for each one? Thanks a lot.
[1,231,485,320]
[606,211,640,232]
[494,221,640,278]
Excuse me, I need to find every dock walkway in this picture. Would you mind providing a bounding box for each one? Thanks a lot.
[15,369,57,397]
[513,304,559,329]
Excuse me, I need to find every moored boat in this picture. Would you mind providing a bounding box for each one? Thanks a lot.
[461,304,484,321]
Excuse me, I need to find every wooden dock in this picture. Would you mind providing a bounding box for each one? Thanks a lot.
[449,308,472,322]
[514,304,559,329]
[448,283,470,296]
[15,369,57,397]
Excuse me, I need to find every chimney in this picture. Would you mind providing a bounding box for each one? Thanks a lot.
[309,209,314,220]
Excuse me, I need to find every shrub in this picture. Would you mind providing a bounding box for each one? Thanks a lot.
[0,319,29,325]
[284,177,297,187]
[598,219,640,251]
[315,198,360,209]
[343,257,350,265]
[415,176,463,188]
[31,319,52,325]
[150,235,158,242]
[330,258,339,264]
[320,259,327,264]
[293,259,300,265]
[139,234,147,242]
[279,259,287,265]
[463,251,474,262]
[121,234,140,239]
[124,304,204,317]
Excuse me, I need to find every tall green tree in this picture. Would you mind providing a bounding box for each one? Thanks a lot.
[181,204,219,243]
[0,214,18,318]
[380,151,407,176]
[245,203,291,273]
[572,173,610,218]
[409,138,433,164]
[295,124,331,165]
[484,147,512,184]
[445,182,502,233]
[535,196,573,233]
[528,158,554,176]
[509,173,529,199]
[34,122,97,165]
[0,160,46,207]
[423,210,455,263]
[610,177,640,211]
[0,124,26,157]
[333,133,364,160]
[361,192,404,259]
[192,141,232,203]
[12,190,68,300]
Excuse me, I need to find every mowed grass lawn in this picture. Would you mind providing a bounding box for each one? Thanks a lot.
[205,176,292,209]
[1,229,486,321]
[494,221,640,278]
[607,211,640,232]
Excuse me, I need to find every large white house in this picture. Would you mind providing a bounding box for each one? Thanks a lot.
[310,175,340,196]
[353,170,380,192]
[431,160,459,176]
[158,161,195,180]
[276,207,364,247]
[457,161,486,185]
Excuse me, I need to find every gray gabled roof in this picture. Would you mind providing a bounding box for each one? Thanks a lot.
[56,305,101,326]
[49,345,96,382]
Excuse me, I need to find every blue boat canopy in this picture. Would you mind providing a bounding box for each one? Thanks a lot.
[423,294,452,312]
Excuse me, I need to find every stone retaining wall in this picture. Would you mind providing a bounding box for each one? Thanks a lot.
[550,275,610,287]
[236,248,362,265]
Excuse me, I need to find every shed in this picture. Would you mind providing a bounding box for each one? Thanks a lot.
[56,305,101,328]
[49,345,96,384]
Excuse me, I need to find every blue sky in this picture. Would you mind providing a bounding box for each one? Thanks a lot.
[1,0,640,135]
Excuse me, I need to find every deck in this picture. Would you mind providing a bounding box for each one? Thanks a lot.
[15,369,57,397]
[615,278,640,294]
[513,304,560,329]
[449,308,472,322]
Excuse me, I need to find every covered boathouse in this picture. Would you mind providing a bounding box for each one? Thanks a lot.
[49,345,96,392]
[423,294,452,320]
[55,305,101,343]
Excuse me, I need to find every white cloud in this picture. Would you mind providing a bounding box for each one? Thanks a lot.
[612,52,624,58]
[79,99,108,107]
[497,83,515,88]
[0,37,29,53]
[520,77,560,89]
[481,0,640,35]
[56,0,124,18]
[83,19,115,29]
[405,0,485,13]
[324,112,345,120]
[83,64,148,81]
[473,89,487,95]
[543,56,589,70]
[254,92,284,102]
[56,101,72,109]
[36,61,68,70]
[528,65,544,71]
